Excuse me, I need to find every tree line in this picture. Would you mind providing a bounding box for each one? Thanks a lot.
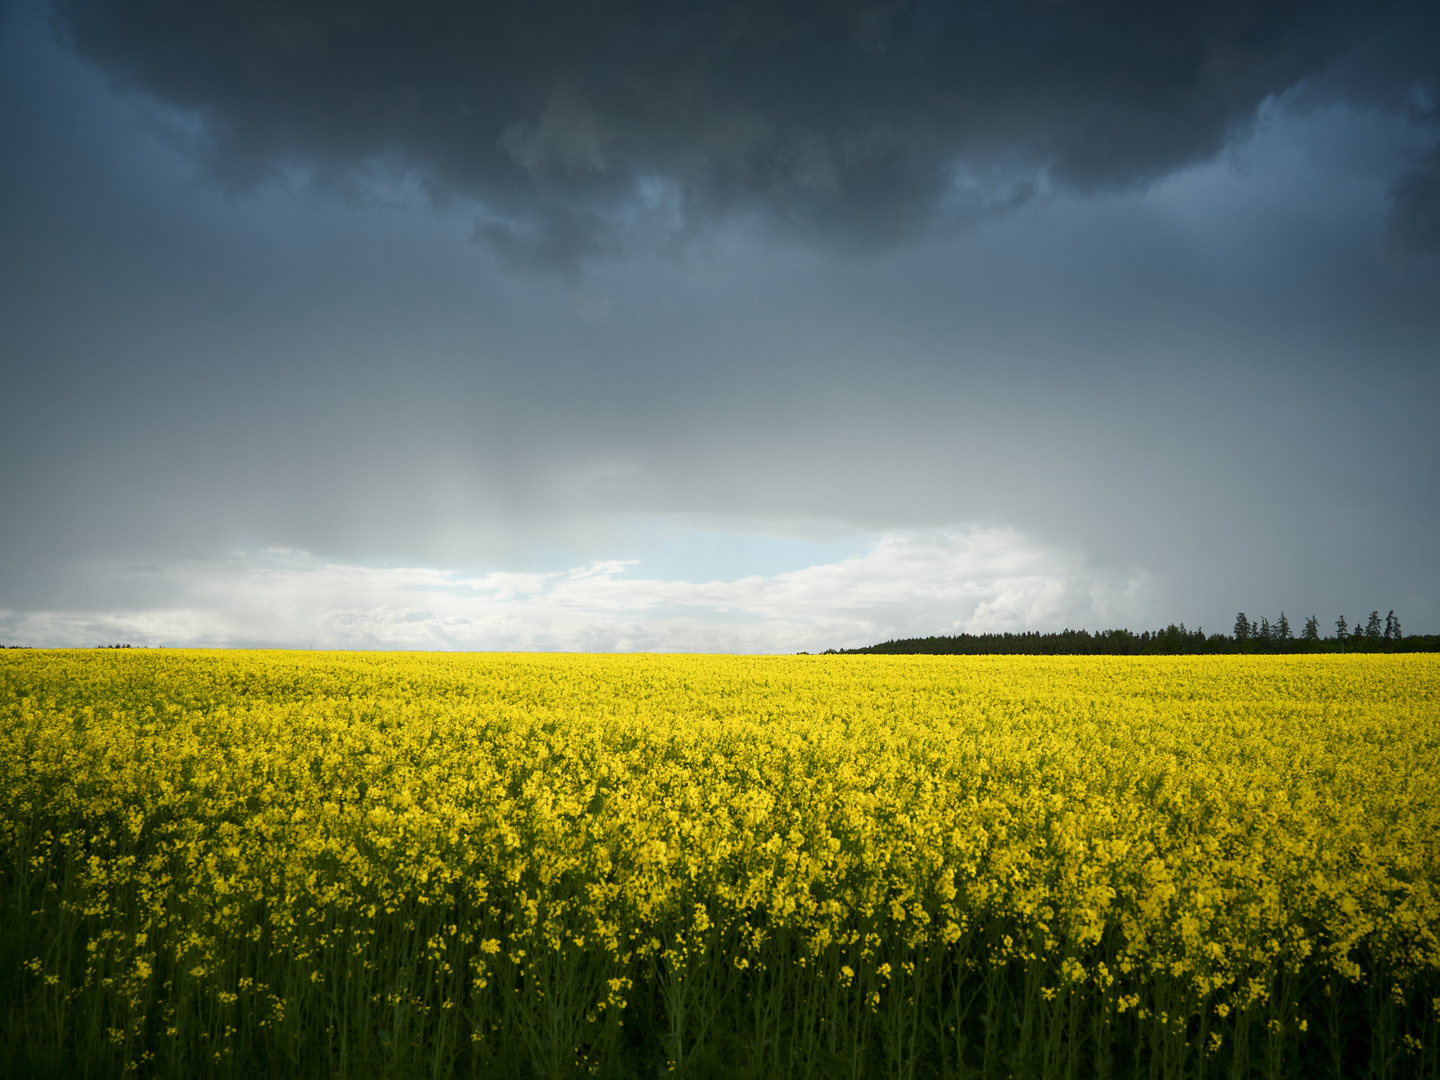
[830,610,1439,655]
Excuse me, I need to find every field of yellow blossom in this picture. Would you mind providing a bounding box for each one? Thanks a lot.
[2,650,1438,1079]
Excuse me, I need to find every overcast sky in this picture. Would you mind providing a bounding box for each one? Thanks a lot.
[2,0,1437,650]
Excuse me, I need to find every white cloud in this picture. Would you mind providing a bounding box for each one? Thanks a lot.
[0,526,1151,651]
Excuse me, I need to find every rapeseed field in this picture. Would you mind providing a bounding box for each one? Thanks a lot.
[1,651,1437,1078]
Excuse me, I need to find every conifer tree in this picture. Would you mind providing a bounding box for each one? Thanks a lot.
[1234,613,1251,643]
[1303,615,1320,642]
[1277,612,1292,641]
[1366,611,1383,639]
[1335,615,1348,652]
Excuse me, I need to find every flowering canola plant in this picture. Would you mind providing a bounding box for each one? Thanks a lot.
[1,651,1438,1079]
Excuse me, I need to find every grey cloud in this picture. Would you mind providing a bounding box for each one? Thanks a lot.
[3,0,1439,641]
[1390,144,1440,256]
[53,0,1438,262]
[499,93,614,179]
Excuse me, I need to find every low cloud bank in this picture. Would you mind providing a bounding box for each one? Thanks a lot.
[0,527,1150,652]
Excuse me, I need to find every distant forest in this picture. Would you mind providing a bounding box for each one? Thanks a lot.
[831,611,1440,655]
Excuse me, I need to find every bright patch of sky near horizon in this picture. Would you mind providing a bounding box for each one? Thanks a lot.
[1,0,1437,650]
[1,528,1151,651]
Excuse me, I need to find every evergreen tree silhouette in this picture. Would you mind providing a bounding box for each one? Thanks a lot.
[1335,615,1348,652]
[1303,615,1320,642]
[1366,611,1383,640]
[1234,613,1251,643]
[1277,612,1292,641]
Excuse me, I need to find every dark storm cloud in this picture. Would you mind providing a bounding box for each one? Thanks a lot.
[54,0,1440,260]
[1390,145,1440,256]
[4,0,1440,646]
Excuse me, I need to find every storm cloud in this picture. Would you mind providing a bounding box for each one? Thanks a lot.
[1,0,1438,649]
[54,0,1440,259]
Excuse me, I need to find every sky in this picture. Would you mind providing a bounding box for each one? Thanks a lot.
[1,0,1437,651]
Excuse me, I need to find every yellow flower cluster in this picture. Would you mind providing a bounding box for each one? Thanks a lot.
[2,650,1438,1078]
